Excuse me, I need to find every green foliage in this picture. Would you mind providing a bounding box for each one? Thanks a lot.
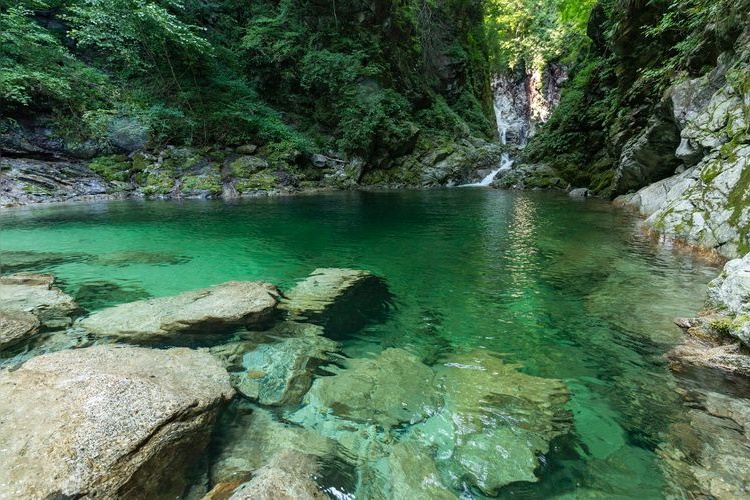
[484,0,596,72]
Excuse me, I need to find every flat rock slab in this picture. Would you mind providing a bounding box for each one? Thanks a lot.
[281,268,391,336]
[0,272,79,328]
[79,281,280,342]
[0,309,40,350]
[0,345,234,499]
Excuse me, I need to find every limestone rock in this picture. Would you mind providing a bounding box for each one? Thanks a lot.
[228,450,327,500]
[282,268,390,336]
[79,281,279,341]
[408,350,570,495]
[377,443,458,500]
[707,253,750,317]
[0,309,40,350]
[0,345,234,498]
[569,187,590,198]
[234,325,339,405]
[300,348,440,427]
[0,272,79,328]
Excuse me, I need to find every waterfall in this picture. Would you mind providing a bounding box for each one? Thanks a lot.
[460,153,514,187]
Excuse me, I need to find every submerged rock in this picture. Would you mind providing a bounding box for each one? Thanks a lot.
[96,250,192,267]
[210,404,335,486]
[0,272,80,328]
[0,345,233,498]
[0,249,92,273]
[282,268,391,336]
[79,281,279,342]
[300,347,440,428]
[71,279,151,311]
[0,309,40,350]
[228,449,327,500]
[233,324,339,405]
[408,350,570,495]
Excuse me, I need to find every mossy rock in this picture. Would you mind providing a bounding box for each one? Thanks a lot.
[141,171,176,196]
[87,155,132,182]
[236,171,278,192]
[180,174,222,195]
[228,156,269,178]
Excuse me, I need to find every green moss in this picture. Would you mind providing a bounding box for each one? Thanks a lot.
[236,172,277,192]
[87,155,132,182]
[180,174,222,194]
[700,160,722,184]
[141,172,175,195]
[727,155,750,254]
[229,156,269,178]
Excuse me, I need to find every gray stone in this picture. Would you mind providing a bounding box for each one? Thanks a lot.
[235,144,258,155]
[613,115,682,195]
[707,253,750,316]
[79,281,279,341]
[0,273,80,328]
[569,187,590,198]
[0,309,40,350]
[311,153,328,168]
[0,345,233,499]
[108,116,149,152]
[228,450,327,500]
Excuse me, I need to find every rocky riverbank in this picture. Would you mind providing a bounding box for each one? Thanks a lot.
[0,118,504,207]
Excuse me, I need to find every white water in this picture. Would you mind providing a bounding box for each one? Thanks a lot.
[461,153,513,187]
[460,123,514,187]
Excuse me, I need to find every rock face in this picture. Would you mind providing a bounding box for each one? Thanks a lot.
[408,350,570,495]
[615,33,750,258]
[281,268,391,336]
[492,162,566,190]
[670,253,750,375]
[0,273,80,328]
[0,157,113,206]
[0,345,234,498]
[79,281,279,341]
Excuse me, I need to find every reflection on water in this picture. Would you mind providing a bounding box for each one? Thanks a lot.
[0,190,725,498]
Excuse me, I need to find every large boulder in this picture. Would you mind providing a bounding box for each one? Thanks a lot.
[0,273,80,328]
[281,268,390,336]
[408,350,570,495]
[79,281,279,342]
[0,345,234,498]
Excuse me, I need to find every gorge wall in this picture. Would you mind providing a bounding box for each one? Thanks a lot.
[520,0,750,258]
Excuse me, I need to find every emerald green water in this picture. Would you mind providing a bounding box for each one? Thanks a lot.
[0,190,722,498]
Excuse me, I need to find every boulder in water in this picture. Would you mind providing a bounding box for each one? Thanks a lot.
[298,347,440,428]
[281,268,391,337]
[79,281,279,342]
[210,404,335,486]
[0,272,80,328]
[408,350,570,495]
[0,345,234,498]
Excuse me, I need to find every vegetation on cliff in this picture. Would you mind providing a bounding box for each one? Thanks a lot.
[0,0,494,165]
